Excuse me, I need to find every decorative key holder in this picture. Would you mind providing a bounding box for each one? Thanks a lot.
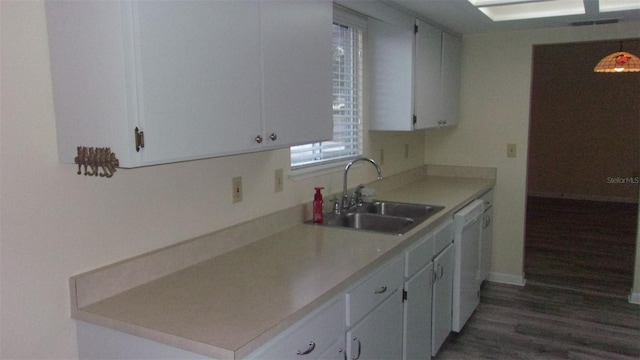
[74,146,119,178]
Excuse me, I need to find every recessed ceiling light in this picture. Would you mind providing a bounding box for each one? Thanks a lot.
[468,0,530,5]
[478,0,585,21]
[599,0,640,12]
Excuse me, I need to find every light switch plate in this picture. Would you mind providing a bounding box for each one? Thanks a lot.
[507,143,517,158]
[232,176,242,203]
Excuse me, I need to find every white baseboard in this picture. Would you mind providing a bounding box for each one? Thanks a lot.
[629,291,640,305]
[487,272,526,286]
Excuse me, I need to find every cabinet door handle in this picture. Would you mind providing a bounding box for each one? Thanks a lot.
[296,341,315,355]
[431,268,437,284]
[352,337,362,360]
[255,135,263,144]
[374,286,387,294]
[269,132,277,141]
[339,347,347,360]
[438,264,444,279]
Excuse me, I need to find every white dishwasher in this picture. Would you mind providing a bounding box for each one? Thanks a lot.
[452,199,484,332]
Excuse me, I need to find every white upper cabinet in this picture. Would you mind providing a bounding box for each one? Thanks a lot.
[414,19,443,129]
[440,31,462,127]
[133,1,263,164]
[364,3,462,131]
[261,1,333,150]
[368,17,415,131]
[46,1,332,168]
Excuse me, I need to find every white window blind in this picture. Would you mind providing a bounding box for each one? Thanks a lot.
[290,8,365,169]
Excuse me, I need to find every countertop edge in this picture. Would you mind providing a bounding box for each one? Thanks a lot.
[72,309,235,360]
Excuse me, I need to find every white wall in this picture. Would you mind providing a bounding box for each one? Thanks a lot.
[424,22,640,290]
[0,2,426,358]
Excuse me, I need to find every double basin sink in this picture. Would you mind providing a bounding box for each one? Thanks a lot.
[312,201,444,235]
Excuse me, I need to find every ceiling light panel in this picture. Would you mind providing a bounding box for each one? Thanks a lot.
[468,0,530,6]
[478,0,586,21]
[599,0,640,12]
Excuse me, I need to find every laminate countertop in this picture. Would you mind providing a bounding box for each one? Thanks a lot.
[71,167,495,359]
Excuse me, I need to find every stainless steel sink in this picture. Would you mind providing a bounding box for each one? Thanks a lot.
[355,201,444,219]
[311,200,444,235]
[323,212,415,234]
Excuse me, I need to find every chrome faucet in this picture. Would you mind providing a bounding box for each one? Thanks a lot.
[341,157,383,210]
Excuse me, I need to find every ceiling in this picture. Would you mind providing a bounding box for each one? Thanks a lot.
[386,0,640,34]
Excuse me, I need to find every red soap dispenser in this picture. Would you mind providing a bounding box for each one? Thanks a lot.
[313,187,324,224]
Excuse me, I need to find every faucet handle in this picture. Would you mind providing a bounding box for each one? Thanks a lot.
[333,200,341,214]
[351,185,366,207]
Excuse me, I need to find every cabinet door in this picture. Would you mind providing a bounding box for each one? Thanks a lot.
[480,207,493,283]
[348,290,403,360]
[440,32,462,127]
[403,263,434,360]
[261,1,333,149]
[134,1,263,164]
[432,243,454,356]
[46,1,140,167]
[414,20,442,130]
[368,18,415,131]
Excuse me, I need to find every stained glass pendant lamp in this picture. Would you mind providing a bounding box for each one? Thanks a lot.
[593,42,640,73]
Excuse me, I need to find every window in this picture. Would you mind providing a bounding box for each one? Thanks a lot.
[290,9,364,170]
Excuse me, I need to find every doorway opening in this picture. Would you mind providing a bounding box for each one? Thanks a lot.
[524,39,640,297]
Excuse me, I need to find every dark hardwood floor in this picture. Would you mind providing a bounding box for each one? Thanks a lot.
[436,197,640,359]
[437,282,640,359]
[524,197,637,297]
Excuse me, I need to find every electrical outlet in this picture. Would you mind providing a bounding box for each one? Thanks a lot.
[404,144,409,159]
[232,176,242,203]
[274,168,283,193]
[507,143,517,158]
[379,149,385,165]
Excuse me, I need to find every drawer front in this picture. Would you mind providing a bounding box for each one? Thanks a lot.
[253,297,345,359]
[434,219,454,255]
[346,256,404,326]
[405,233,434,278]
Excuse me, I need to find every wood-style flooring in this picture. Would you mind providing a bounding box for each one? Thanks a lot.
[436,197,639,359]
[436,282,640,359]
[524,197,637,297]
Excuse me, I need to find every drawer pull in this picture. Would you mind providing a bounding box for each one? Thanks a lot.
[437,264,444,279]
[374,286,387,294]
[296,341,316,355]
[352,337,362,360]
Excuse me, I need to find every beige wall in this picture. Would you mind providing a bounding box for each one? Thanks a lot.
[423,22,640,292]
[0,2,425,358]
[528,40,640,203]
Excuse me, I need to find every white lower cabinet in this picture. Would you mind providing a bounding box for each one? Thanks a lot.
[347,290,404,360]
[402,219,454,359]
[403,262,434,360]
[345,256,404,360]
[431,242,454,356]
